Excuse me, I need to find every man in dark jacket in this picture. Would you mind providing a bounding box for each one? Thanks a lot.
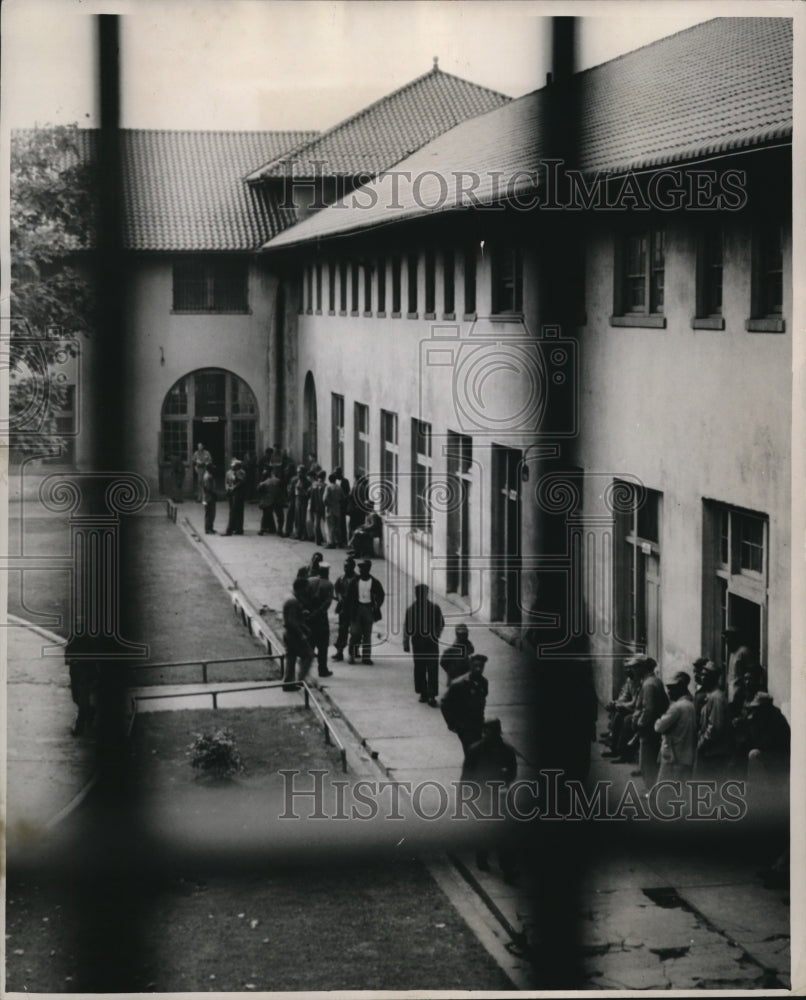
[630,655,669,790]
[305,561,335,679]
[332,557,356,661]
[224,458,246,535]
[403,584,445,706]
[440,623,475,682]
[344,558,385,664]
[440,654,488,752]
[282,578,314,690]
[257,468,284,535]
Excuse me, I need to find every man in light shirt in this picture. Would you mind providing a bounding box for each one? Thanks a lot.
[654,671,696,783]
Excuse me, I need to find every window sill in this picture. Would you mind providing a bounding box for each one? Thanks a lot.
[610,314,666,329]
[339,310,347,317]
[363,311,372,317]
[350,311,360,317]
[424,311,436,321]
[692,316,725,330]
[491,312,524,323]
[377,311,387,318]
[462,312,477,322]
[407,312,419,320]
[391,311,402,319]
[745,317,785,333]
[328,310,336,316]
[315,310,322,316]
[306,309,313,315]
[173,309,250,316]
[443,312,456,321]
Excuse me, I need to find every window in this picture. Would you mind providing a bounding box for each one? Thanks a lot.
[377,257,386,314]
[351,262,359,315]
[163,378,188,415]
[391,256,402,315]
[611,228,665,327]
[491,246,523,314]
[703,502,768,676]
[354,402,370,482]
[328,261,336,313]
[161,420,188,463]
[463,244,476,316]
[331,393,345,470]
[443,248,455,317]
[380,410,399,513]
[232,420,256,460]
[306,262,314,313]
[173,256,248,313]
[315,262,322,313]
[694,225,724,328]
[411,418,433,533]
[424,249,435,317]
[230,375,257,415]
[613,480,662,659]
[747,222,785,332]
[339,261,347,314]
[364,263,372,315]
[407,253,418,317]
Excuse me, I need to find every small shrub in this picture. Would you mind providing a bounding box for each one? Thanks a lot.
[189,728,245,780]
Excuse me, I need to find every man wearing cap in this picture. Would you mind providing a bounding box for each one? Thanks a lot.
[630,656,668,790]
[224,458,247,535]
[305,560,335,679]
[282,578,314,690]
[440,624,475,682]
[403,583,445,706]
[654,671,696,783]
[344,558,385,664]
[695,660,731,779]
[440,654,489,753]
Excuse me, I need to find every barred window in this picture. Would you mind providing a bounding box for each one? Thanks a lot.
[173,256,248,313]
[411,418,433,533]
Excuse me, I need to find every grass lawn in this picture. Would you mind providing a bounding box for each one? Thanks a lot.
[7,706,515,993]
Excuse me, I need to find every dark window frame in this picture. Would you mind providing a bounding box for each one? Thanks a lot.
[172,255,249,314]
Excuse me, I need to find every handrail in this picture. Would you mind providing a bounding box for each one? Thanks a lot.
[131,653,284,685]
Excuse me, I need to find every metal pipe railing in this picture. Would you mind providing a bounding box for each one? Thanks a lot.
[131,653,284,685]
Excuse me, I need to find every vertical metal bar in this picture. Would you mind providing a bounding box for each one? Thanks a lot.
[304,685,309,709]
[202,661,208,684]
[341,748,347,773]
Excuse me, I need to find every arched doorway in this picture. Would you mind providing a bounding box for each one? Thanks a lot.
[302,371,318,462]
[160,368,259,496]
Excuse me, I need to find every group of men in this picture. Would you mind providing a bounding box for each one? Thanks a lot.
[281,554,386,689]
[602,627,790,796]
[190,442,384,556]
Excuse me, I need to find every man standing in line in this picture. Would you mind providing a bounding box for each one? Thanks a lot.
[695,660,731,779]
[723,625,760,698]
[324,473,344,548]
[202,461,217,535]
[308,469,327,546]
[192,442,212,501]
[305,561,335,680]
[256,466,283,535]
[440,653,489,753]
[282,578,314,691]
[630,655,668,791]
[440,623,475,682]
[344,558,385,664]
[224,458,246,536]
[654,670,696,784]
[403,583,445,706]
[331,557,356,662]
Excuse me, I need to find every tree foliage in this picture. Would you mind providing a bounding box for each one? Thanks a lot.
[9,125,96,458]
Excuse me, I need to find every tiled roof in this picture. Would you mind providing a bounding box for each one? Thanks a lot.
[264,18,792,249]
[246,63,511,182]
[15,129,317,251]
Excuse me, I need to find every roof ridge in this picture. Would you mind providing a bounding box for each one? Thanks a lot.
[247,64,511,180]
